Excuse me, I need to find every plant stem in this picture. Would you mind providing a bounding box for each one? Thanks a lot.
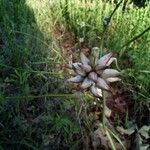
[109,0,123,20]
[99,0,123,58]
[119,25,150,57]
[107,128,126,150]
[105,129,116,150]
[99,28,106,58]
[102,91,106,127]
[0,64,63,77]
[98,1,124,149]
[102,91,116,150]
[120,26,150,50]
[5,93,75,100]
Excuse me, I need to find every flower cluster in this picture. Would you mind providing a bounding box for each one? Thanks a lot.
[67,52,121,97]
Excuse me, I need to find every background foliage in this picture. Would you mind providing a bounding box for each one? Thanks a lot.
[0,0,149,149]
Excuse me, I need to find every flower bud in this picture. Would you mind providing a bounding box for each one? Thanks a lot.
[80,52,90,65]
[67,75,84,83]
[106,77,121,83]
[90,85,102,97]
[101,69,120,79]
[97,77,110,91]
[81,64,92,73]
[81,78,93,89]
[96,53,113,70]
[88,72,98,82]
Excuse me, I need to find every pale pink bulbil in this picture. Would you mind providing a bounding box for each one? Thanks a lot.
[67,52,121,97]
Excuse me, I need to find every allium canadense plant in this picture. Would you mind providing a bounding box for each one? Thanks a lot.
[67,52,122,150]
[66,2,124,149]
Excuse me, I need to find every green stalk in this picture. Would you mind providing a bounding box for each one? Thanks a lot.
[120,26,150,57]
[0,64,63,77]
[98,2,124,149]
[101,91,116,150]
[107,128,126,150]
[99,28,106,58]
[102,91,106,127]
[105,130,116,150]
[5,93,75,100]
[99,0,123,58]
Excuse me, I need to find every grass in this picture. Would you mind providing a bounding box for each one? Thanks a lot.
[0,0,150,149]
[0,0,80,149]
[51,0,150,100]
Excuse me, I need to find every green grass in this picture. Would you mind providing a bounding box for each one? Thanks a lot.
[0,0,150,149]
[51,0,150,100]
[0,0,80,149]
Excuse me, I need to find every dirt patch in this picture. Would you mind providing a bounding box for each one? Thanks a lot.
[52,26,91,64]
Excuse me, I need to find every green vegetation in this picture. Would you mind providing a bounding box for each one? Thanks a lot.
[51,0,150,100]
[0,0,150,149]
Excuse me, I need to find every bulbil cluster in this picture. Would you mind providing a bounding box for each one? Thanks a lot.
[67,52,121,97]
